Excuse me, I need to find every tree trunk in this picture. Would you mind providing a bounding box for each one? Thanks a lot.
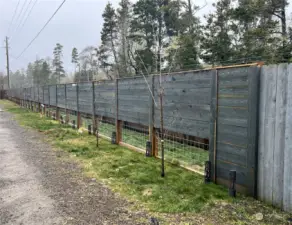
[281,0,287,60]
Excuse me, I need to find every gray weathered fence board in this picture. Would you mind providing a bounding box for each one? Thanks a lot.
[66,84,77,111]
[258,64,292,211]
[44,86,49,104]
[153,70,213,138]
[94,82,115,117]
[273,64,287,207]
[214,66,260,196]
[49,86,56,106]
[78,83,93,114]
[57,85,66,108]
[118,77,150,125]
[283,64,292,211]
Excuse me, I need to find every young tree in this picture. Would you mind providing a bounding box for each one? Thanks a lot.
[53,43,65,83]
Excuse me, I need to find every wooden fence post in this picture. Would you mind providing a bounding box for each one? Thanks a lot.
[209,69,218,183]
[149,75,157,157]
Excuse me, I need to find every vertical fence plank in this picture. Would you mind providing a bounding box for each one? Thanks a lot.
[247,66,260,197]
[209,69,217,182]
[261,65,278,203]
[258,66,268,200]
[272,63,288,207]
[283,63,292,211]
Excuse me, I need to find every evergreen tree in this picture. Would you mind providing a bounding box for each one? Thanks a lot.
[201,0,234,66]
[117,0,132,76]
[100,3,120,77]
[40,61,51,85]
[53,43,65,83]
[71,47,79,76]
[130,0,166,74]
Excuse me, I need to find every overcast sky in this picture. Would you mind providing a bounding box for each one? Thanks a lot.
[0,0,291,74]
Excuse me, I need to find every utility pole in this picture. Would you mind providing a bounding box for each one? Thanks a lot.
[5,36,10,89]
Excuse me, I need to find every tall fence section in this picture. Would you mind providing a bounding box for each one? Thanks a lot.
[258,64,292,211]
[6,64,267,204]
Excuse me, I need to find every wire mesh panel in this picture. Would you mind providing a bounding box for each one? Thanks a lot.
[57,84,66,109]
[155,129,209,173]
[81,114,93,131]
[68,110,78,127]
[98,116,115,138]
[121,122,149,151]
[49,85,57,106]
[59,108,67,123]
[153,70,213,172]
[66,84,77,111]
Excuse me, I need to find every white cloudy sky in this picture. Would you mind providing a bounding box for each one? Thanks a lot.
[0,0,291,74]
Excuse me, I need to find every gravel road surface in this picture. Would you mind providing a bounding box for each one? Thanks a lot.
[0,107,148,225]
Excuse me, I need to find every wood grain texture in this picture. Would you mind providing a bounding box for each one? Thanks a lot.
[283,64,292,211]
[272,64,287,207]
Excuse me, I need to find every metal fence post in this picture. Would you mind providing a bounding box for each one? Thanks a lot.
[56,85,60,121]
[77,83,81,129]
[92,82,96,133]
[65,84,69,124]
[115,78,121,144]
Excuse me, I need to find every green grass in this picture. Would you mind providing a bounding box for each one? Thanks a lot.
[2,100,291,224]
[80,118,208,172]
[2,100,227,213]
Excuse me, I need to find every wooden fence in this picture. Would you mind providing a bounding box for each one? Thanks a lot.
[6,64,261,198]
[258,63,292,211]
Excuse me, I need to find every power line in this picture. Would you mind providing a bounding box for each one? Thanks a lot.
[12,0,29,34]
[7,0,21,36]
[17,0,38,36]
[12,0,34,39]
[16,0,67,59]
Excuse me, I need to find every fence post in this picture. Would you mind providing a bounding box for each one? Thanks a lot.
[209,69,218,183]
[92,82,96,133]
[149,75,157,157]
[65,84,69,124]
[115,78,121,144]
[56,85,60,121]
[77,83,82,129]
[38,86,41,113]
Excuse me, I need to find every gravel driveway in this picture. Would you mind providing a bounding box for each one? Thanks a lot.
[0,107,149,225]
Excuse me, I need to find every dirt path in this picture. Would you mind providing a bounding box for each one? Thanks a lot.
[0,107,149,225]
